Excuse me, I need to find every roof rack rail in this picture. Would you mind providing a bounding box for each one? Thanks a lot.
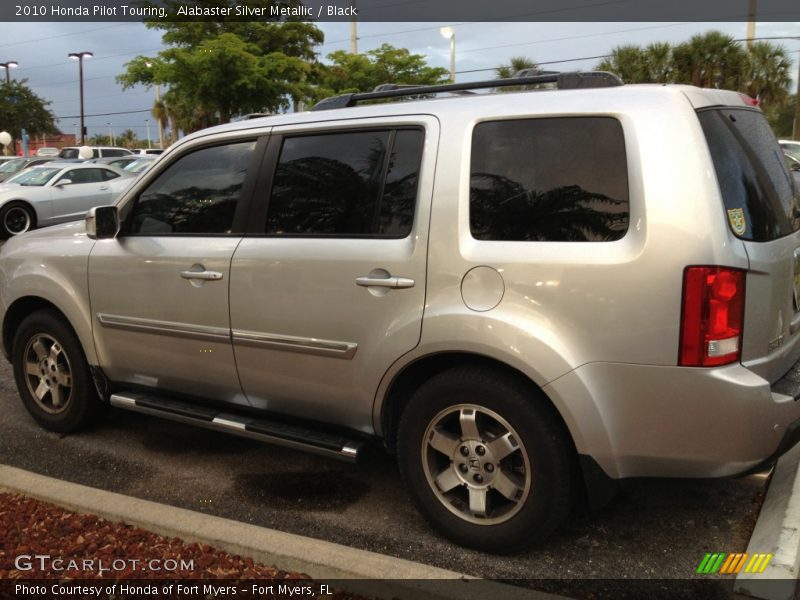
[310,70,623,112]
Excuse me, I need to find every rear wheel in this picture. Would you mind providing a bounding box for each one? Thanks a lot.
[0,202,35,238]
[12,310,101,432]
[397,366,575,553]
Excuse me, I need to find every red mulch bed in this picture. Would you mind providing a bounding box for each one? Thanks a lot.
[0,492,303,581]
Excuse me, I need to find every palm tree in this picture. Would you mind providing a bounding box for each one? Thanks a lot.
[597,45,649,83]
[494,56,541,92]
[672,31,746,89]
[744,41,792,107]
[117,129,138,149]
[151,98,169,146]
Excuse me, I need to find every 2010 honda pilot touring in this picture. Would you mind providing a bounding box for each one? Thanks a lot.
[2,72,800,553]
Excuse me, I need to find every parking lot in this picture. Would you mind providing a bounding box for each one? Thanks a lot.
[0,355,769,598]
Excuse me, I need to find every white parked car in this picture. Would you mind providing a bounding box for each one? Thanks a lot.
[0,162,135,238]
[779,139,800,162]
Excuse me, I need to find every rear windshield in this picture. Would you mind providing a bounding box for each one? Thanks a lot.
[698,108,800,242]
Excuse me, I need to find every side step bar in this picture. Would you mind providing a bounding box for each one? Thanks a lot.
[109,392,364,463]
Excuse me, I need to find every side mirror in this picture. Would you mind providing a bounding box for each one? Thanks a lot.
[54,179,72,187]
[85,205,120,240]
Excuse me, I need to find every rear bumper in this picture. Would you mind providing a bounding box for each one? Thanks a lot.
[544,358,800,479]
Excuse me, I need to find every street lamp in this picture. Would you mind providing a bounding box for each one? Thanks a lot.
[145,119,152,149]
[0,61,18,85]
[68,51,93,145]
[107,122,114,146]
[440,27,455,83]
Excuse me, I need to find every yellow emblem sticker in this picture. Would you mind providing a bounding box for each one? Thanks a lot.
[727,208,746,236]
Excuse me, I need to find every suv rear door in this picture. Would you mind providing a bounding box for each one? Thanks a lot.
[698,107,800,382]
[228,116,438,430]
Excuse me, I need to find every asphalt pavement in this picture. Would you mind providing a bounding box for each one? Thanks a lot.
[0,357,768,598]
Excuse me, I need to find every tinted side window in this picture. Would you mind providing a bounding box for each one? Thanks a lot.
[698,108,800,242]
[266,129,422,237]
[103,149,128,157]
[470,117,629,241]
[100,169,120,181]
[126,141,255,235]
[61,168,104,184]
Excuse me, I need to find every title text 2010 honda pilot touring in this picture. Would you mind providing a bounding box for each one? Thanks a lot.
[2,72,800,553]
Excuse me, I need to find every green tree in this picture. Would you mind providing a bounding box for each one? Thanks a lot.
[0,80,56,147]
[312,44,448,103]
[744,41,792,107]
[595,32,791,113]
[672,31,747,89]
[118,0,323,131]
[117,129,139,149]
[494,56,540,92]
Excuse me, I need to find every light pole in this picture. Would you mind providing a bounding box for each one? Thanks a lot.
[440,27,455,83]
[107,122,114,146]
[145,62,164,148]
[68,51,93,145]
[145,119,152,149]
[0,61,18,85]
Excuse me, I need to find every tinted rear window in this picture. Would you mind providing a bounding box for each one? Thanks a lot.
[470,117,629,242]
[698,108,800,242]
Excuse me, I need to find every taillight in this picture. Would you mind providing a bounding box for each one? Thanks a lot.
[679,266,746,367]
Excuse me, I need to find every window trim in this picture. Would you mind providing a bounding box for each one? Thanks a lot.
[119,136,268,238]
[245,126,425,240]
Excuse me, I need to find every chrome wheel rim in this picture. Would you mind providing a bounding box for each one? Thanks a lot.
[4,207,31,235]
[422,404,531,525]
[23,333,73,415]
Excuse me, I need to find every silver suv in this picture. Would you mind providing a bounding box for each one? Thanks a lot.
[2,72,800,553]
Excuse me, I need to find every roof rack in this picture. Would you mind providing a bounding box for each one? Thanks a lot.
[310,70,623,112]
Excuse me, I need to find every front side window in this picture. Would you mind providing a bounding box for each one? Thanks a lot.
[470,117,629,242]
[265,128,423,237]
[125,141,256,235]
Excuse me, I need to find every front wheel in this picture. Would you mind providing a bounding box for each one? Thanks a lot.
[0,202,35,238]
[397,366,575,553]
[12,310,102,432]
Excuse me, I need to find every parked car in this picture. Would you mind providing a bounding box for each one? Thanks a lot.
[132,148,165,155]
[780,140,800,162]
[88,156,142,170]
[787,153,800,188]
[0,157,55,183]
[0,162,134,237]
[122,156,157,175]
[2,72,800,554]
[58,146,132,159]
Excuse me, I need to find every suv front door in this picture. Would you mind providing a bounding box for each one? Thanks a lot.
[88,137,264,405]
[229,118,438,430]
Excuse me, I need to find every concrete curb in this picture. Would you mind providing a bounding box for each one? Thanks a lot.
[734,443,800,600]
[0,464,562,600]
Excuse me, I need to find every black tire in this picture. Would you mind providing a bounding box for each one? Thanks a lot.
[0,201,35,239]
[12,309,102,433]
[397,366,575,553]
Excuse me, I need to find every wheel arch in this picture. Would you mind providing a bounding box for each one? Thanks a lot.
[379,352,570,451]
[377,351,619,508]
[2,296,95,365]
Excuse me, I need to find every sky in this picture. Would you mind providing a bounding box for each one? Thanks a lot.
[1,19,798,145]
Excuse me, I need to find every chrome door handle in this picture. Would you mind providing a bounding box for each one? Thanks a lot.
[180,270,223,281]
[356,275,415,289]
[98,186,109,190]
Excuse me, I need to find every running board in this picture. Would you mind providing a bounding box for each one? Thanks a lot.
[109,392,363,463]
